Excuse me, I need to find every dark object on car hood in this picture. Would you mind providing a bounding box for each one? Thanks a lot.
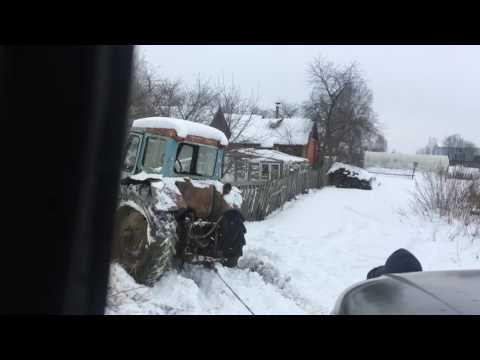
[367,248,423,279]
[332,270,480,315]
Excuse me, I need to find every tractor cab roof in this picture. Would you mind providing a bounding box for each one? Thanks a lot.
[132,117,229,148]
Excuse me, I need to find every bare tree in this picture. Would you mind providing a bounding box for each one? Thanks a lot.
[128,56,217,124]
[128,53,158,121]
[251,106,273,119]
[374,134,388,152]
[128,53,185,122]
[252,101,300,119]
[210,80,260,143]
[334,77,380,165]
[128,58,262,148]
[304,58,356,161]
[151,78,184,117]
[443,134,476,149]
[277,100,300,118]
[365,131,388,153]
[417,137,438,155]
[172,77,218,124]
[304,56,382,166]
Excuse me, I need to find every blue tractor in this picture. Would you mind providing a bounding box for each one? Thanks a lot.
[113,117,246,286]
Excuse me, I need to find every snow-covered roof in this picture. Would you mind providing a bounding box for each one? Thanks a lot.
[233,116,314,147]
[133,117,229,146]
[233,148,309,164]
[328,162,374,182]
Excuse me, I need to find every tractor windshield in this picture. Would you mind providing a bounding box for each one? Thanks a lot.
[197,145,218,176]
[142,136,167,173]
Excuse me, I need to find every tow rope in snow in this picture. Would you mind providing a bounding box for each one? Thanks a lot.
[212,266,255,315]
[109,286,148,297]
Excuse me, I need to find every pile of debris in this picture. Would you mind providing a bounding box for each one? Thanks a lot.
[327,162,374,190]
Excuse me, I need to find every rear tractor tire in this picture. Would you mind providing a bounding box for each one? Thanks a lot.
[113,207,176,286]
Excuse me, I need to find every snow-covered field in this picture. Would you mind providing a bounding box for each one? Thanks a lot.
[106,173,480,315]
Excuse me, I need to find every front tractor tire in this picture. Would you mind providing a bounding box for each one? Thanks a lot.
[113,207,176,286]
[219,209,247,268]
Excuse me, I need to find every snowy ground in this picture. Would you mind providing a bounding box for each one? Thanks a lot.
[106,173,480,315]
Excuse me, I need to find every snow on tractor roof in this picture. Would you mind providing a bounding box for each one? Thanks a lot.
[132,117,229,146]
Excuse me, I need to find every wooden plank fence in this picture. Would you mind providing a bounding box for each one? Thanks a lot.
[235,169,323,221]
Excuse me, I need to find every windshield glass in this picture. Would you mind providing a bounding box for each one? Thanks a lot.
[142,136,166,173]
[196,146,218,177]
[175,143,194,173]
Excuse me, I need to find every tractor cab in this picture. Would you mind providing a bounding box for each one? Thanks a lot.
[122,117,227,181]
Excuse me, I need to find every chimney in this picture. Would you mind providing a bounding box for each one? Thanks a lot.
[275,102,281,119]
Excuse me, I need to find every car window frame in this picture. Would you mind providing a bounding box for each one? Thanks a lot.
[122,133,142,174]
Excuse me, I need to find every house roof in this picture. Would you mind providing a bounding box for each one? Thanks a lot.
[232,148,309,164]
[228,115,315,147]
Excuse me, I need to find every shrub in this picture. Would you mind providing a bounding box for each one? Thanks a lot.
[412,168,479,225]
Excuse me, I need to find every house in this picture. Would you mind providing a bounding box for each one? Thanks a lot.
[210,109,320,168]
[433,145,480,168]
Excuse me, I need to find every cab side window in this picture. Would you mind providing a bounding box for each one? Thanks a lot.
[174,143,218,176]
[175,143,194,174]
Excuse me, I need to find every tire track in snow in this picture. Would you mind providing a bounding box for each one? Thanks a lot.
[174,263,304,314]
[237,250,329,314]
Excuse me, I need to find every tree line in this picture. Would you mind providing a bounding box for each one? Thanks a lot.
[129,52,387,167]
[128,53,261,143]
[417,134,477,155]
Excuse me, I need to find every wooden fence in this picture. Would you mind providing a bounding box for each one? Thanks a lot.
[235,169,323,221]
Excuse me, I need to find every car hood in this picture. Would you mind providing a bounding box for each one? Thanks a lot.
[332,270,480,315]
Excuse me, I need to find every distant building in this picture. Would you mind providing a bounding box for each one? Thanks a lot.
[364,151,450,172]
[433,145,480,168]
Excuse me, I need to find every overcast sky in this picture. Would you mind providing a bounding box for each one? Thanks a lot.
[140,45,480,154]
